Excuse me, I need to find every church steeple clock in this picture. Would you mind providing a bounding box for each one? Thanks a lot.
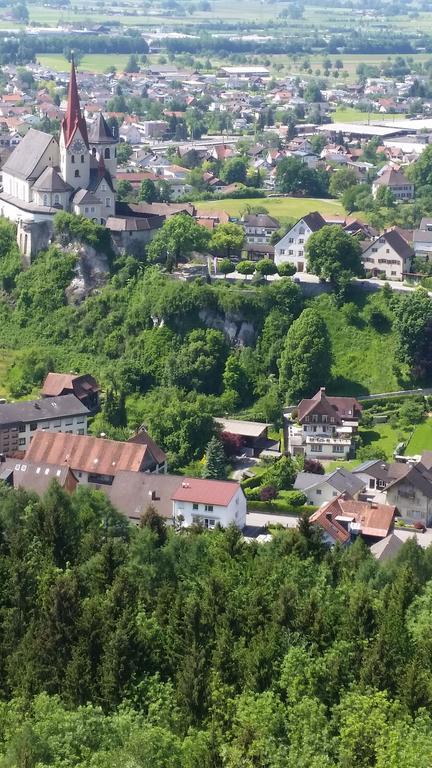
[59,57,90,189]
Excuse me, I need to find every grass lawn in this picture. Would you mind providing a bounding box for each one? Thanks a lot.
[333,106,406,123]
[37,53,135,74]
[360,422,409,460]
[405,419,432,455]
[323,458,362,473]
[314,291,411,397]
[196,196,344,221]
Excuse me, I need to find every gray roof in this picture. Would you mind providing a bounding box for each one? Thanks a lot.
[0,394,89,428]
[1,458,76,494]
[294,468,365,496]
[326,467,365,495]
[88,112,117,144]
[72,188,101,206]
[413,229,432,244]
[106,470,183,521]
[2,129,56,181]
[33,166,73,193]
[243,214,280,228]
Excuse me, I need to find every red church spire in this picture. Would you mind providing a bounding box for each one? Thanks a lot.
[61,55,89,148]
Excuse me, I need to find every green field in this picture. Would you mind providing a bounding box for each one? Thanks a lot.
[405,419,432,456]
[196,196,344,222]
[37,53,135,74]
[314,291,410,397]
[333,106,406,123]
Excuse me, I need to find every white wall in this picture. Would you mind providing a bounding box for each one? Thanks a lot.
[18,413,88,450]
[362,238,408,280]
[173,487,246,529]
[274,220,312,271]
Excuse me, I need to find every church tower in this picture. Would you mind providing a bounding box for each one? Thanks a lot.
[59,57,90,190]
[88,112,118,185]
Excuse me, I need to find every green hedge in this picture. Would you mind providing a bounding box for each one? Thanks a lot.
[247,501,317,515]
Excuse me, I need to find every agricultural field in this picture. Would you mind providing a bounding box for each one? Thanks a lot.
[196,196,344,221]
[36,53,136,74]
[332,106,406,123]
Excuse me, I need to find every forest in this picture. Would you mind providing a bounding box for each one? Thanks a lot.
[0,481,431,767]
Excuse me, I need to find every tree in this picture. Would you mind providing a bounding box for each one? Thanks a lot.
[139,179,159,203]
[210,223,245,257]
[375,185,396,208]
[236,260,255,279]
[255,259,278,280]
[279,307,332,400]
[306,225,364,289]
[394,289,432,378]
[116,142,133,164]
[219,259,236,277]
[277,262,296,277]
[276,157,328,196]
[202,437,227,479]
[125,54,140,73]
[304,81,322,102]
[406,143,432,187]
[148,214,211,267]
[222,353,250,408]
[221,157,248,185]
[116,180,133,200]
[329,168,357,198]
[139,505,167,546]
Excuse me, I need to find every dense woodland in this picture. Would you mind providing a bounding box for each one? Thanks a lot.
[0,482,431,766]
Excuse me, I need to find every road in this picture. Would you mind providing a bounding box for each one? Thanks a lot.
[212,271,430,297]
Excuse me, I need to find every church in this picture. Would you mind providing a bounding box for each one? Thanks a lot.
[0,59,119,259]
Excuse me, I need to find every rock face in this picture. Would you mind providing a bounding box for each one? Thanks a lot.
[199,309,255,346]
[64,242,110,304]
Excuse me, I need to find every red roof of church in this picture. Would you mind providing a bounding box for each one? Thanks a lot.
[61,58,89,149]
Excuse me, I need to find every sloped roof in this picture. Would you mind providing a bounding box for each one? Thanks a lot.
[2,128,56,181]
[310,493,395,543]
[72,189,101,206]
[386,462,432,498]
[301,211,327,232]
[33,166,73,193]
[107,471,181,521]
[24,431,148,476]
[298,387,362,422]
[3,458,78,495]
[88,112,116,144]
[374,167,412,187]
[61,58,89,149]
[0,394,88,427]
[42,372,100,398]
[171,477,242,506]
[243,214,280,228]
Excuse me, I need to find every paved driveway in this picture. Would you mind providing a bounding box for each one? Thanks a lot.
[245,512,299,535]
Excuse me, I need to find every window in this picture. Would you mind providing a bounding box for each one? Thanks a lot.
[193,503,199,510]
[105,197,111,207]
[54,194,59,205]
[18,438,26,446]
[29,422,37,431]
[316,489,322,495]
[18,424,25,433]
[205,504,214,512]
[81,155,84,163]
[104,147,110,159]
[71,155,75,164]
[75,170,80,178]
[78,429,85,435]
[369,478,375,489]
[332,445,344,453]
[43,193,48,206]
[311,444,322,452]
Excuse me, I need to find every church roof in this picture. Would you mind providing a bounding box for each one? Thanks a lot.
[61,58,89,149]
[33,166,73,193]
[72,188,101,205]
[2,129,56,181]
[88,112,117,144]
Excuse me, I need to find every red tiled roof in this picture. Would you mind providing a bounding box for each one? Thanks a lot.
[171,477,241,506]
[298,387,362,422]
[24,431,148,476]
[61,58,89,149]
[310,494,395,543]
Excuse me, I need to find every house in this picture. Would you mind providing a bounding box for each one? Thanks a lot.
[243,242,275,262]
[274,211,327,272]
[384,461,432,526]
[287,387,362,460]
[294,467,366,505]
[24,429,167,484]
[41,372,100,412]
[215,418,272,457]
[352,458,409,498]
[0,457,79,494]
[242,213,280,244]
[0,394,89,454]
[413,217,432,261]
[372,167,414,201]
[310,493,396,546]
[172,477,246,529]
[361,228,414,280]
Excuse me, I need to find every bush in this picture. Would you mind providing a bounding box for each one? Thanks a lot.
[260,484,278,502]
[241,474,263,490]
[281,490,307,506]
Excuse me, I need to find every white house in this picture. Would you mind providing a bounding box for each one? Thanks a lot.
[288,387,362,460]
[361,228,413,280]
[172,477,247,529]
[372,167,414,201]
[274,211,327,272]
[294,468,365,505]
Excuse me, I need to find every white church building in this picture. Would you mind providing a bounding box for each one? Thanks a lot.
[0,59,118,259]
